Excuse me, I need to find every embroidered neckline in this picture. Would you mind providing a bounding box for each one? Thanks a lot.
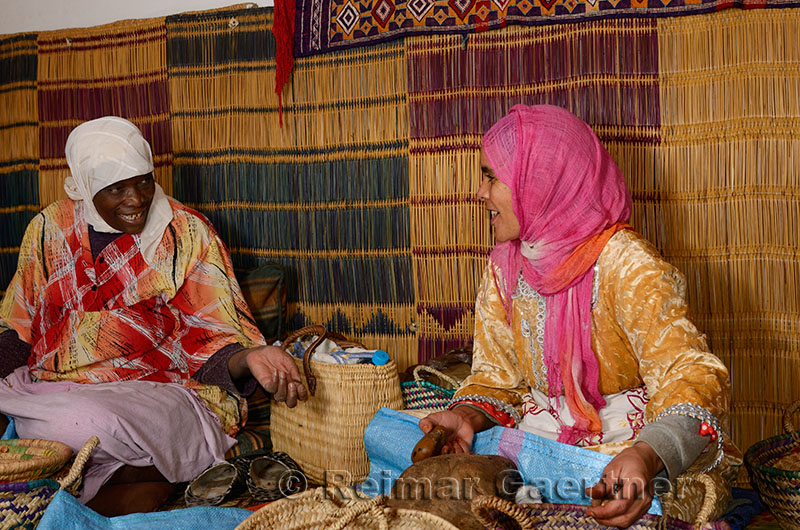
[512,265,598,393]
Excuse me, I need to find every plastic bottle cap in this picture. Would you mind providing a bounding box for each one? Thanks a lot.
[371,350,390,366]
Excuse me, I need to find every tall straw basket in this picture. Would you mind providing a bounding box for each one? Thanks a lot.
[745,400,800,530]
[270,325,404,486]
[0,436,99,530]
[235,487,459,530]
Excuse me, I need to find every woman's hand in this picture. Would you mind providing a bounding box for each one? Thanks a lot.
[417,406,494,455]
[228,345,308,408]
[585,442,665,528]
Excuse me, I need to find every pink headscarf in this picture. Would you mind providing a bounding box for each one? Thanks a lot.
[484,105,632,444]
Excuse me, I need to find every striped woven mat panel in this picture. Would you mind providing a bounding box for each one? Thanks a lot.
[406,20,661,360]
[36,18,173,208]
[166,9,417,369]
[0,33,39,298]
[288,43,415,368]
[657,9,800,457]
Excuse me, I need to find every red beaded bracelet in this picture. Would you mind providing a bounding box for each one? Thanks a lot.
[699,421,718,441]
[452,399,516,428]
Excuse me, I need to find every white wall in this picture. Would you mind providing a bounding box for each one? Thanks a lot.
[1,0,273,35]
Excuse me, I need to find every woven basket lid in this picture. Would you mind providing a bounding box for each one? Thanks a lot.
[235,487,459,530]
[0,438,74,483]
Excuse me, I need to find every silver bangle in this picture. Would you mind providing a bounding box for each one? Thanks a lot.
[450,393,521,426]
[654,403,725,473]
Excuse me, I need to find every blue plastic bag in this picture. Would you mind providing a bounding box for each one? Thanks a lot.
[1,416,16,440]
[362,408,662,514]
[37,490,251,530]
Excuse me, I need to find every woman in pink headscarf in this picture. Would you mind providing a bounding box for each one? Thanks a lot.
[419,105,740,526]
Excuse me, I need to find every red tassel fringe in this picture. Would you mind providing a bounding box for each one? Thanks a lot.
[273,0,296,127]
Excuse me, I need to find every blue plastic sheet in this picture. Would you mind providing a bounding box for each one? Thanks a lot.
[362,408,662,515]
[1,416,16,440]
[37,491,251,530]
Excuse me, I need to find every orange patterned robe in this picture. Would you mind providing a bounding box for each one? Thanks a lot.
[0,198,265,432]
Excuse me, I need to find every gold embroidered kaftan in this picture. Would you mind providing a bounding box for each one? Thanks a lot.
[456,230,741,521]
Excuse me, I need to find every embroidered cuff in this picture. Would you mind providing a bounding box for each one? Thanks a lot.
[450,394,521,427]
[652,403,725,473]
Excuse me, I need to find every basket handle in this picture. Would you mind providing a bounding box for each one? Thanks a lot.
[412,365,460,391]
[783,400,800,434]
[281,325,327,396]
[471,494,536,530]
[325,330,366,350]
[58,436,100,495]
[280,326,367,397]
[328,494,388,530]
[686,472,718,529]
[281,325,328,352]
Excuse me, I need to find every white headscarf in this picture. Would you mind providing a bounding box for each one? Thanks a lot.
[64,116,173,265]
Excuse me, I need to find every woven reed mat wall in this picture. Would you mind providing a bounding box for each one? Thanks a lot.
[284,40,416,366]
[166,7,417,369]
[35,18,173,208]
[657,9,800,457]
[0,5,798,458]
[0,34,38,300]
[407,20,660,360]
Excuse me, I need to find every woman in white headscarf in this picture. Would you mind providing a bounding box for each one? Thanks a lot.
[0,117,305,515]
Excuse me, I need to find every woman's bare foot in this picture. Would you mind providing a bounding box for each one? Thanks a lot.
[87,481,175,517]
[86,465,175,517]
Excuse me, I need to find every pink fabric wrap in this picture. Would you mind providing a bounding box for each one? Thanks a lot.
[484,104,632,444]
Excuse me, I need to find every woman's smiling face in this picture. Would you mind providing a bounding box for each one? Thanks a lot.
[477,148,520,243]
[92,173,155,234]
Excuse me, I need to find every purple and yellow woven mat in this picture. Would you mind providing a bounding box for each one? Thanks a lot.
[292,0,800,57]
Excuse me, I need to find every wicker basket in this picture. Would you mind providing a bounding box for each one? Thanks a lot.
[234,487,459,530]
[0,439,73,483]
[0,436,99,530]
[745,400,800,530]
[471,495,699,530]
[401,366,459,410]
[270,326,404,486]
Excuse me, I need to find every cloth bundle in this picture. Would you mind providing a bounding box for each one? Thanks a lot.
[289,336,386,365]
